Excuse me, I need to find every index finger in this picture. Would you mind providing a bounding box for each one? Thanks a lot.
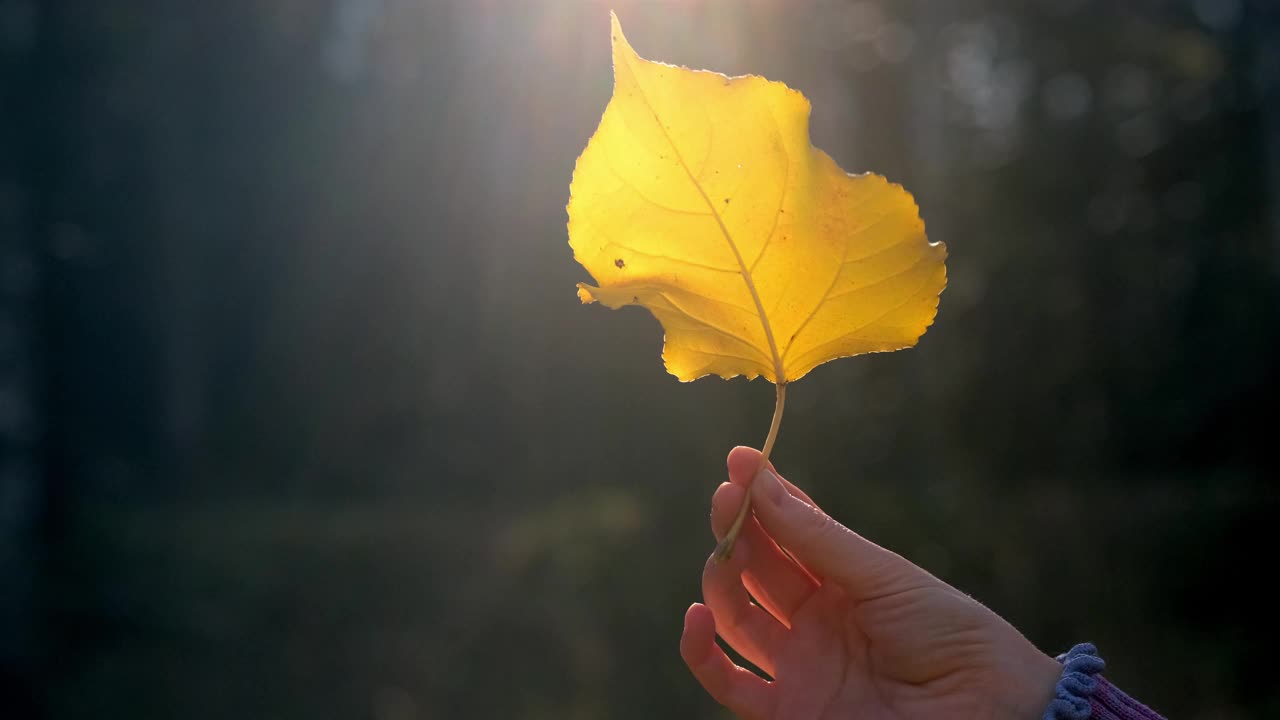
[727,446,824,581]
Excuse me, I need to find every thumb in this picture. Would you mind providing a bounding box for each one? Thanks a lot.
[749,468,930,600]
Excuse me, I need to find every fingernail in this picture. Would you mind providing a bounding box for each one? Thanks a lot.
[754,468,784,507]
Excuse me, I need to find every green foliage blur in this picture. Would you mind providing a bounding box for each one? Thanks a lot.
[2,0,1277,718]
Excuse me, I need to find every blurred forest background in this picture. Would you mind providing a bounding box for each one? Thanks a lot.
[2,0,1278,717]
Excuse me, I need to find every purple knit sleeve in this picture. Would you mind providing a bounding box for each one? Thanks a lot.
[1089,675,1165,720]
[1042,644,1166,720]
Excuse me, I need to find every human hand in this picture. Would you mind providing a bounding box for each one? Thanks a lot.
[680,447,1062,720]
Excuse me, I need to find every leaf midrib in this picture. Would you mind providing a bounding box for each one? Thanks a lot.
[619,50,786,383]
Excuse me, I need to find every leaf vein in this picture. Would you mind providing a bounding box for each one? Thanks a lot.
[788,270,942,371]
[660,317,772,366]
[603,242,739,274]
[620,49,785,381]
[604,163,716,217]
[821,256,928,303]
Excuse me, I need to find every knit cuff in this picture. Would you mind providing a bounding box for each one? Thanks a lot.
[1042,644,1165,720]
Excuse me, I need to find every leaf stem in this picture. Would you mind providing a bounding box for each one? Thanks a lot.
[714,381,786,562]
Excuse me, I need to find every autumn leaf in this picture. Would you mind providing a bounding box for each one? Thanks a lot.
[565,13,946,557]
[567,13,946,385]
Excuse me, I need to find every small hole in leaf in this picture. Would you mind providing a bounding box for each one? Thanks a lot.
[724,198,731,204]
[615,258,626,269]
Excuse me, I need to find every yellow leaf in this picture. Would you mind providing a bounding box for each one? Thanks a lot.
[567,14,947,385]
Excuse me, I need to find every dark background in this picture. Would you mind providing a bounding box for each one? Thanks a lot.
[3,0,1278,717]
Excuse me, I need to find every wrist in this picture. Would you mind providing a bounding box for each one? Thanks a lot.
[986,633,1064,720]
[1009,649,1065,720]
